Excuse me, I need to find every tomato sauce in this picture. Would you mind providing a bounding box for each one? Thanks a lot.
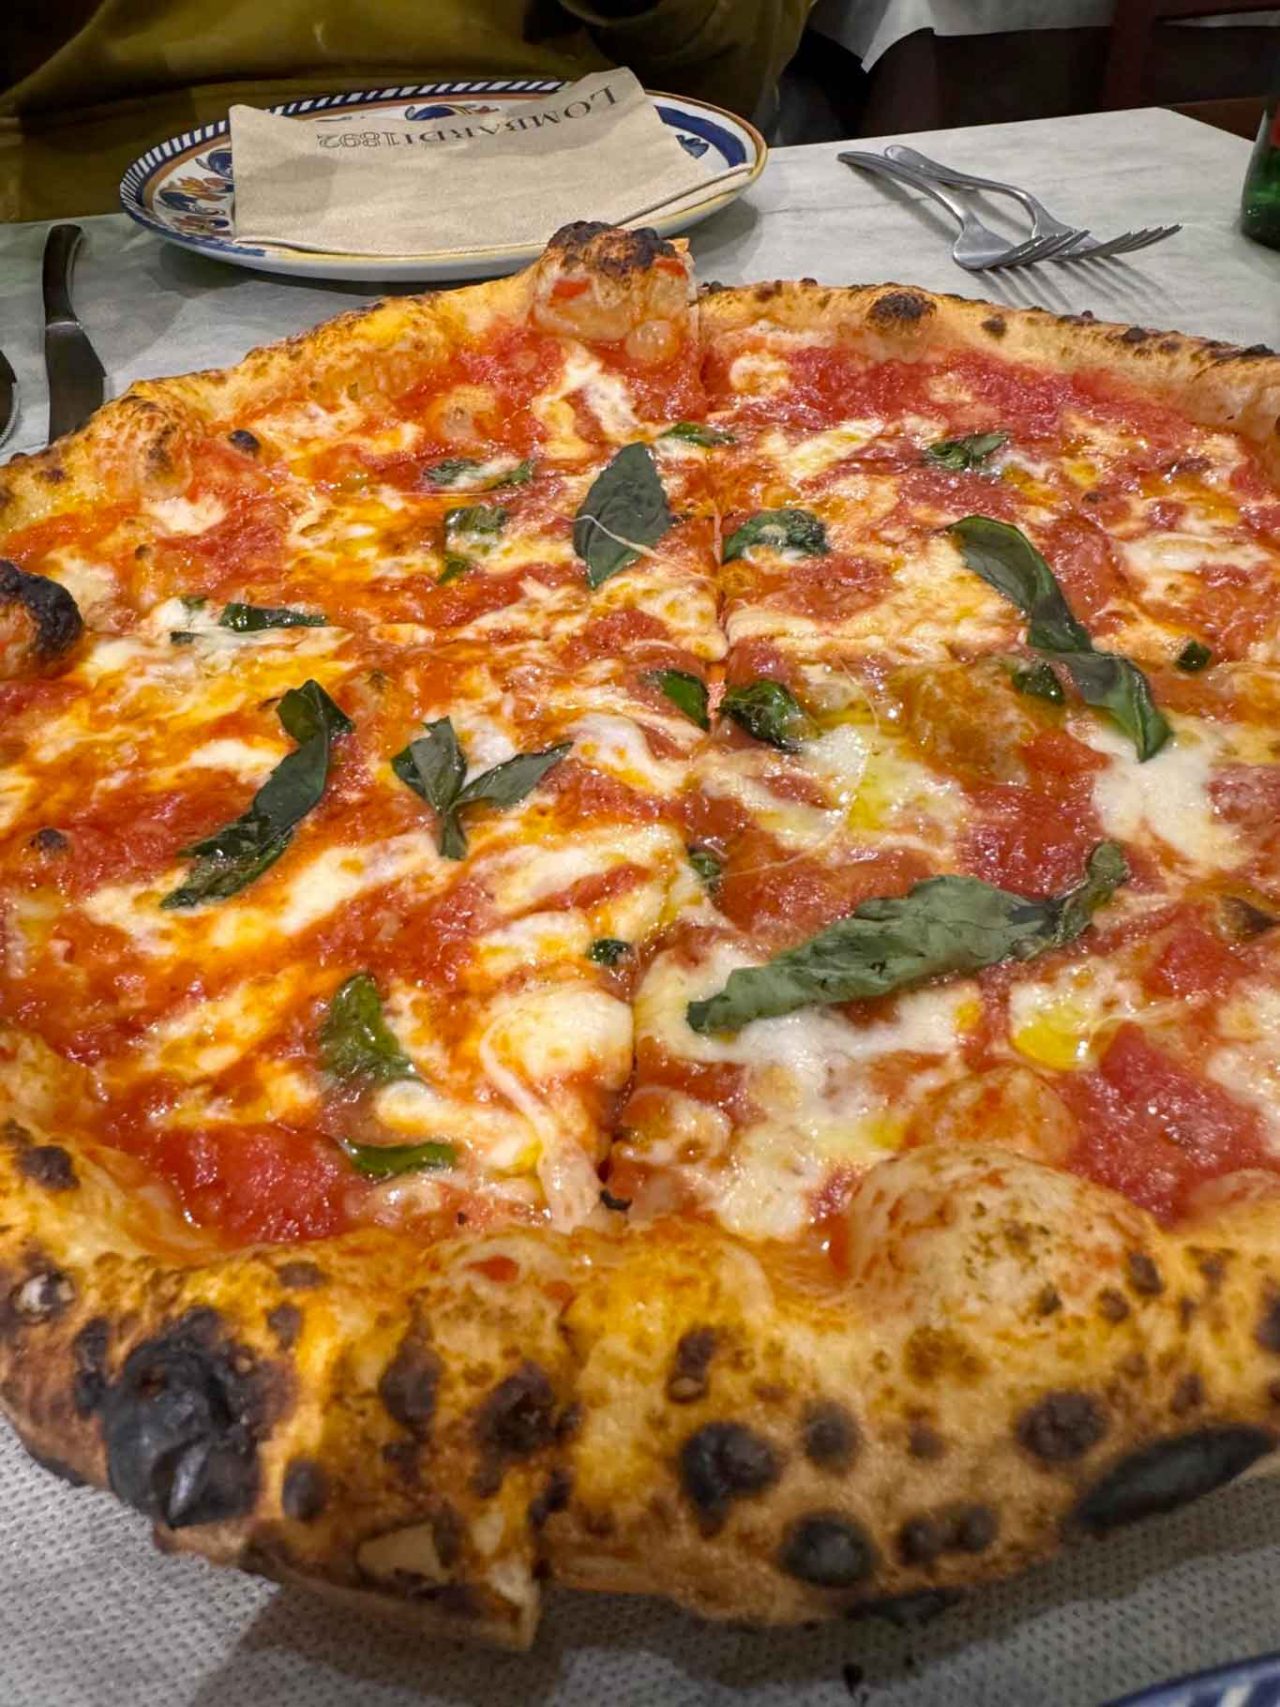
[1062,1024,1274,1221]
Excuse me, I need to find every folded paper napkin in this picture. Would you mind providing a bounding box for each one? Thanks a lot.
[230,70,749,257]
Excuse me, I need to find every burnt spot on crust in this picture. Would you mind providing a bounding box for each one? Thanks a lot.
[896,1504,998,1567]
[907,1417,946,1461]
[801,1400,859,1471]
[667,1328,718,1404]
[275,1259,325,1290]
[778,1513,877,1589]
[71,1317,110,1416]
[1127,1251,1163,1296]
[100,1308,272,1530]
[265,1302,303,1352]
[29,827,68,856]
[855,1588,963,1628]
[546,221,676,279]
[228,428,260,455]
[17,1144,77,1192]
[1073,1427,1273,1535]
[1016,1391,1108,1465]
[378,1334,441,1437]
[281,1457,328,1523]
[981,315,1007,339]
[0,559,83,667]
[473,1362,560,1492]
[1097,1289,1130,1323]
[1119,325,1153,345]
[868,290,933,327]
[678,1421,781,1531]
[1256,1291,1280,1353]
[528,1466,573,1530]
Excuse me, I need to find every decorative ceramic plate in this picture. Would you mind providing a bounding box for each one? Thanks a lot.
[118,80,766,282]
[1108,1651,1280,1707]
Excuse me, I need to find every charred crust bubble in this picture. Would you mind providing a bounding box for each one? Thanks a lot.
[981,314,1007,339]
[678,1421,781,1530]
[378,1334,441,1437]
[896,1504,998,1567]
[275,1260,325,1290]
[17,1144,77,1192]
[1017,1390,1108,1465]
[1073,1427,1273,1535]
[667,1328,718,1404]
[0,559,83,664]
[100,1308,271,1529]
[227,428,260,455]
[29,827,68,855]
[1127,1251,1163,1296]
[546,220,676,280]
[265,1302,303,1352]
[1097,1289,1130,1323]
[778,1513,876,1589]
[1119,325,1152,345]
[801,1400,859,1471]
[71,1317,110,1415]
[281,1457,328,1523]
[868,290,933,327]
[475,1361,557,1461]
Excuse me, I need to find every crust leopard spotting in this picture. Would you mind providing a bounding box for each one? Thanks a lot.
[1,1136,1279,1642]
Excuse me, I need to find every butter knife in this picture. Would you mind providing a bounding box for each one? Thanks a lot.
[0,349,15,449]
[43,224,106,443]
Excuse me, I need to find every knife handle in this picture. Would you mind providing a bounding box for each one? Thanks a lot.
[42,224,83,327]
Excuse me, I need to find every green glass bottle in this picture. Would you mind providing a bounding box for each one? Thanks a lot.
[1242,70,1280,251]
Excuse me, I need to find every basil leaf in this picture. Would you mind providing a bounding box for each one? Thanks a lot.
[687,841,1129,1034]
[339,1138,455,1179]
[722,508,828,563]
[161,679,351,908]
[321,972,418,1084]
[498,457,535,487]
[218,603,326,632]
[1176,638,1212,673]
[444,504,507,544]
[393,721,569,859]
[588,938,630,966]
[424,457,483,487]
[948,516,1090,653]
[925,431,1008,472]
[721,679,812,751]
[949,516,1171,761]
[392,717,468,859]
[1010,660,1065,704]
[573,443,674,588]
[660,421,735,447]
[646,668,710,730]
[455,744,572,811]
[689,846,722,892]
[438,555,472,584]
[1054,650,1171,762]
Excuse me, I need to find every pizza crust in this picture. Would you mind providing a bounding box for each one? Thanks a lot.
[3,230,1280,1645]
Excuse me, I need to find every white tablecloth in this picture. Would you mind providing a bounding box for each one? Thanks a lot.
[810,0,1280,69]
[1,107,1280,1706]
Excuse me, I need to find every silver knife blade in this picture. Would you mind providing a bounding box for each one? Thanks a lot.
[43,224,105,443]
[0,348,16,450]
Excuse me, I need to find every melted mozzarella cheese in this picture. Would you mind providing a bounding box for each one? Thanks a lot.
[1009,959,1144,1071]
[1207,985,1280,1149]
[759,421,884,482]
[146,494,227,536]
[1086,722,1242,873]
[565,713,686,795]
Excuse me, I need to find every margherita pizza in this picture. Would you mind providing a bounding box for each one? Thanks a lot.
[2,222,1280,1646]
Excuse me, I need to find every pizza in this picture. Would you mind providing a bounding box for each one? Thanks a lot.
[2,222,1280,1648]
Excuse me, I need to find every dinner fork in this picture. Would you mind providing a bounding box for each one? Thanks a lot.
[884,145,1182,261]
[0,349,16,450]
[837,152,1085,270]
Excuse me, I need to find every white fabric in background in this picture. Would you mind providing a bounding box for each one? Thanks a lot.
[810,0,1280,69]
